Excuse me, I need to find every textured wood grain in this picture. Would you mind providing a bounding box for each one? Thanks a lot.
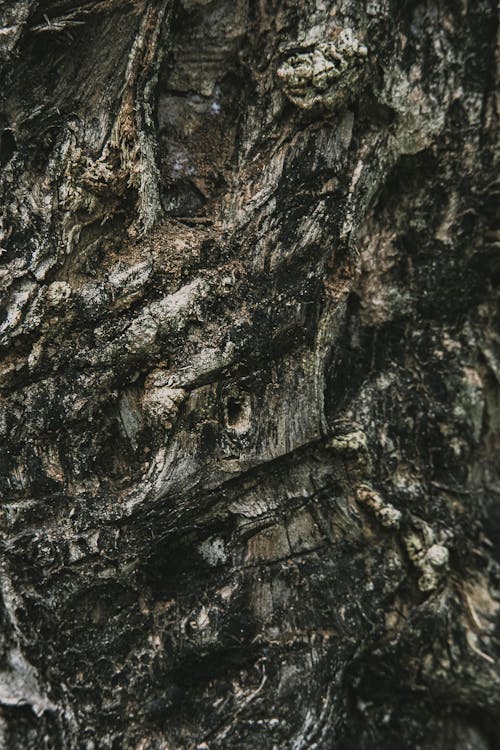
[0,0,499,747]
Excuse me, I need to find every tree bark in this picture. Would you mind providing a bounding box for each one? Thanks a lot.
[0,1,499,748]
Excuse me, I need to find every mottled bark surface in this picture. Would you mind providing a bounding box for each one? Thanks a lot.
[0,1,499,748]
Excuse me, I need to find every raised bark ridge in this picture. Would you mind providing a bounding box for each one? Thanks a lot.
[0,1,499,748]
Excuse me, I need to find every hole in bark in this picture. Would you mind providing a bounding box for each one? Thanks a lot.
[162,180,206,216]
[225,394,251,433]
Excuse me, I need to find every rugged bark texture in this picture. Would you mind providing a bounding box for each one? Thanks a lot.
[0,1,499,748]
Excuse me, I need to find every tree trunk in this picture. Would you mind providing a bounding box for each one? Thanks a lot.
[0,1,499,748]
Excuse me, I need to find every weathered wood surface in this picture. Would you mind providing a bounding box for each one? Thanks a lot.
[0,0,499,747]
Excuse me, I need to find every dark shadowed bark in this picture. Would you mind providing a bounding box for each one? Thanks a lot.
[0,1,499,748]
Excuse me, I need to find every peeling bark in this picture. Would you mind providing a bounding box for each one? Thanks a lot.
[0,1,499,748]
